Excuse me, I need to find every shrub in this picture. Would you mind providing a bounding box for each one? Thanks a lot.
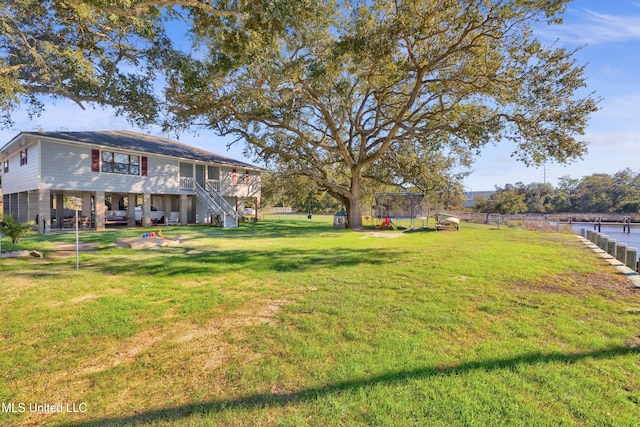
[0,214,33,244]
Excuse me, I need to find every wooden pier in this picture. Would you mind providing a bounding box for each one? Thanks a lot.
[559,215,638,233]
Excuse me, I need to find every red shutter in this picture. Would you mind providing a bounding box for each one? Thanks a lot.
[91,150,100,172]
[141,156,148,176]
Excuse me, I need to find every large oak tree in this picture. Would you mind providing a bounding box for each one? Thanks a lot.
[1,1,599,229]
[164,0,599,229]
[0,0,236,126]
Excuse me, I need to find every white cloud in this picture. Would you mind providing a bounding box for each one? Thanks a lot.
[552,10,640,44]
[602,95,640,117]
[584,131,640,149]
[584,94,640,136]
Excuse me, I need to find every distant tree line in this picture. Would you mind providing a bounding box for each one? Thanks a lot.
[473,168,640,214]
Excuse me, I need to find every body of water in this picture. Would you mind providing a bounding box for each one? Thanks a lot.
[572,224,640,262]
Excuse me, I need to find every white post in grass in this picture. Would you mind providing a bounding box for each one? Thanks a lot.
[70,197,83,270]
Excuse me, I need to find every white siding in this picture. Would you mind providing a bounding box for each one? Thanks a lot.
[40,141,181,193]
[1,137,260,198]
[147,156,180,193]
[40,141,93,191]
[1,143,39,193]
[218,167,261,198]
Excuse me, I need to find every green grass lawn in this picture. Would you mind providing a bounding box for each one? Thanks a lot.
[1,217,639,426]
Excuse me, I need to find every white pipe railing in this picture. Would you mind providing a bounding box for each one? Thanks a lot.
[180,176,194,190]
[206,179,220,191]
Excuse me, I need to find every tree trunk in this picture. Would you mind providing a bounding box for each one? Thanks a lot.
[347,199,363,230]
[347,172,364,230]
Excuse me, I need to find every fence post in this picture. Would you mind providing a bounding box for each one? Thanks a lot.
[626,247,638,271]
[607,239,617,257]
[598,235,609,252]
[616,243,627,264]
[590,231,599,244]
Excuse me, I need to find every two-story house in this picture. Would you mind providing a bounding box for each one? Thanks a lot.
[0,130,263,231]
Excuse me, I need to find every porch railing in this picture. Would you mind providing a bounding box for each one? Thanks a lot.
[180,177,220,192]
[180,177,194,190]
[206,179,220,191]
[193,181,238,228]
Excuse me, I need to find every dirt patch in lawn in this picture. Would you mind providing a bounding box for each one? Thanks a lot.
[75,298,289,378]
[70,293,100,304]
[359,231,405,239]
[512,271,640,299]
[55,242,103,251]
[46,242,104,259]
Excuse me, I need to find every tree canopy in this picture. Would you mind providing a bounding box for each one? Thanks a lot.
[1,1,600,229]
[163,0,598,228]
[0,0,236,127]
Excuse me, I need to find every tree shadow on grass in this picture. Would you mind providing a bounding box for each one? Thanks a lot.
[5,245,400,282]
[83,246,399,277]
[199,220,353,240]
[68,345,639,426]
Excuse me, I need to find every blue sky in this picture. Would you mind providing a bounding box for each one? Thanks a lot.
[1,0,639,191]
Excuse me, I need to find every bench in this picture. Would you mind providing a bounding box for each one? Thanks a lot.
[60,216,91,230]
[105,213,129,226]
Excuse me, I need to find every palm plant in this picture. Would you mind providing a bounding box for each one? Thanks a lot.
[0,214,33,244]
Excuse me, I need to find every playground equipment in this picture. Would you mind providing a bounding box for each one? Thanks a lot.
[377,216,395,230]
[333,211,347,228]
[141,230,166,238]
[374,193,424,229]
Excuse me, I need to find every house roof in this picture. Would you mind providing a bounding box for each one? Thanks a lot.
[1,130,264,170]
[462,191,496,208]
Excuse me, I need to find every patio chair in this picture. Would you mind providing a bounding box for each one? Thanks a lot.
[166,211,180,225]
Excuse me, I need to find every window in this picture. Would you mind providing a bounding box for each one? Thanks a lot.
[101,151,140,175]
[20,149,27,166]
[244,170,250,185]
[207,165,220,181]
[2,160,8,173]
[232,168,237,185]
